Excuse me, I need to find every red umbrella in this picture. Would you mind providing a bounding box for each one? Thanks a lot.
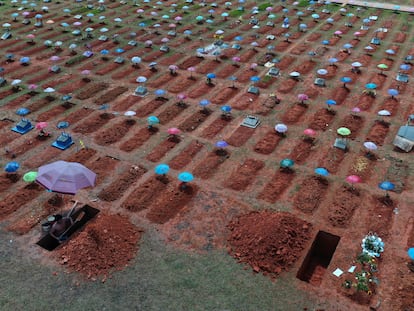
[167,128,181,135]
[35,122,48,130]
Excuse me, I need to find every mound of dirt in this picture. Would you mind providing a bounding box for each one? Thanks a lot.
[57,213,142,279]
[227,211,312,276]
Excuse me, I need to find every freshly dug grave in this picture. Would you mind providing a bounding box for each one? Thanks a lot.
[227,211,312,277]
[57,213,142,279]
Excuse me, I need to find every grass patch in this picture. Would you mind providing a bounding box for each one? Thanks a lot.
[229,9,245,18]
[0,227,328,310]
[258,2,272,11]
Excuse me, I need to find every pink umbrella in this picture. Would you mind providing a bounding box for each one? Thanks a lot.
[73,21,82,27]
[81,70,91,75]
[35,122,48,130]
[187,66,196,78]
[354,31,361,37]
[334,30,342,36]
[167,128,181,135]
[161,37,169,43]
[177,93,187,100]
[26,34,35,39]
[232,56,241,63]
[136,9,144,14]
[22,11,30,17]
[169,23,176,29]
[28,84,38,91]
[50,55,60,61]
[250,63,258,70]
[303,128,316,137]
[174,16,182,22]
[169,64,178,70]
[145,40,153,47]
[346,175,361,184]
[298,94,309,103]
[351,107,361,113]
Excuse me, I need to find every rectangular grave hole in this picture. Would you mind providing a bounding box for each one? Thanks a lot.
[36,205,99,251]
[296,230,340,285]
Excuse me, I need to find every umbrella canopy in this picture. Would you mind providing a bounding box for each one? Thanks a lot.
[199,99,211,107]
[340,76,352,83]
[154,164,170,175]
[250,76,260,82]
[378,110,391,116]
[36,161,96,195]
[221,105,232,113]
[317,69,328,75]
[147,116,160,125]
[23,171,38,182]
[178,171,194,183]
[275,123,288,133]
[5,161,20,173]
[387,89,399,97]
[215,140,228,148]
[314,167,329,176]
[377,63,388,70]
[280,158,294,168]
[289,71,300,77]
[303,128,316,137]
[326,99,337,106]
[57,121,69,129]
[351,62,362,67]
[337,127,351,136]
[365,83,377,89]
[298,94,309,101]
[408,248,414,260]
[16,107,30,115]
[35,122,48,130]
[206,73,216,79]
[124,111,136,117]
[346,175,361,184]
[167,128,181,135]
[378,181,395,191]
[154,89,166,97]
[136,76,147,83]
[363,141,377,150]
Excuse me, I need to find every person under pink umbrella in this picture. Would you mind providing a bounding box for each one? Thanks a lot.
[167,127,181,142]
[303,128,316,142]
[176,93,187,107]
[35,122,50,137]
[298,93,309,105]
[346,175,361,190]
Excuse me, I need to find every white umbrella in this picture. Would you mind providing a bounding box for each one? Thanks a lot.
[378,110,391,116]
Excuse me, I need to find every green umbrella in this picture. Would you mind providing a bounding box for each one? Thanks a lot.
[337,127,351,136]
[377,63,388,69]
[23,171,37,182]
[280,158,294,168]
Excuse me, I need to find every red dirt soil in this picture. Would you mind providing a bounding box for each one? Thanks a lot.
[57,212,142,279]
[227,210,313,276]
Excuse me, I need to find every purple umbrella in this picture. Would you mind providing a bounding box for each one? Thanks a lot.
[36,161,96,195]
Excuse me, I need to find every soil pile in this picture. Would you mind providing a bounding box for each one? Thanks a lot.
[227,211,312,276]
[57,213,142,278]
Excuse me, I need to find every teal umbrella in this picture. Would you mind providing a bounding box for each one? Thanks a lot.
[280,158,294,168]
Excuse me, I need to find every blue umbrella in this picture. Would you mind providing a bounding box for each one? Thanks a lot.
[178,172,194,183]
[328,58,338,64]
[100,49,109,55]
[326,18,334,24]
[228,76,237,81]
[155,164,170,175]
[408,248,414,260]
[62,95,72,101]
[115,48,124,54]
[326,99,336,106]
[147,116,160,125]
[183,30,192,35]
[315,167,329,176]
[365,83,377,89]
[321,40,329,45]
[57,121,69,129]
[340,76,352,83]
[221,105,232,113]
[20,56,30,64]
[400,64,411,71]
[215,140,228,148]
[363,18,370,24]
[206,73,216,79]
[16,107,30,115]
[234,36,243,41]
[5,161,19,173]
[385,49,395,55]
[138,22,147,27]
[378,181,395,191]
[199,99,211,107]
[387,89,399,97]
[343,43,353,49]
[154,89,166,97]
[311,14,319,19]
[250,76,260,83]
[283,17,289,24]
